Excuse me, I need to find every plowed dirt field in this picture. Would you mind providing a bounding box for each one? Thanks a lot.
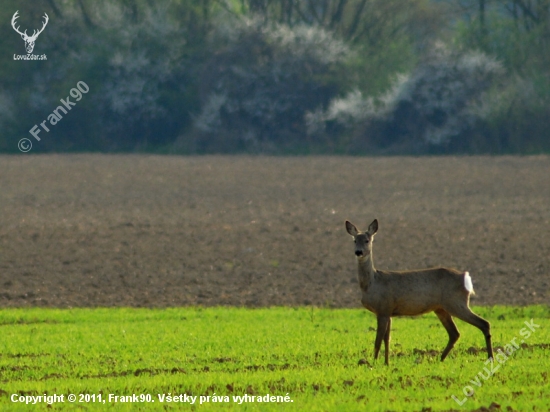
[1,155,548,307]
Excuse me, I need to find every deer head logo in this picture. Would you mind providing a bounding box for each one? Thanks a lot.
[11,11,49,54]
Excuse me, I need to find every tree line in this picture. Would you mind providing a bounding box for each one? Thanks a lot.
[0,0,548,154]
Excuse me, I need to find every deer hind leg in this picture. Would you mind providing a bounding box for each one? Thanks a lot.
[374,315,391,365]
[383,317,392,365]
[447,305,493,360]
[434,309,460,361]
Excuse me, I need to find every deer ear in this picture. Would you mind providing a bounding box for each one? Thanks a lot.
[345,221,358,237]
[368,219,378,235]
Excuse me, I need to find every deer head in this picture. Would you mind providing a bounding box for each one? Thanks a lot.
[12,11,49,54]
[345,219,378,259]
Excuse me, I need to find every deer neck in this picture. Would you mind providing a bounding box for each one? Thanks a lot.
[357,252,376,290]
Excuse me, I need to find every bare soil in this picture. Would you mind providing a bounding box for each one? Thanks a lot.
[0,155,548,308]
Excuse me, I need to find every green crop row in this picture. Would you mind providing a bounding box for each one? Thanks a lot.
[0,306,548,411]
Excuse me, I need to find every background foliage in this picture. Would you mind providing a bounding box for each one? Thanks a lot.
[0,0,548,154]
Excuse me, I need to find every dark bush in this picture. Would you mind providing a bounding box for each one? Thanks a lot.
[350,45,505,153]
[185,16,352,153]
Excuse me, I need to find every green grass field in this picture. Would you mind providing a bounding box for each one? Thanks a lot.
[0,306,548,411]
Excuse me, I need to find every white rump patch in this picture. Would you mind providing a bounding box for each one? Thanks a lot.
[464,271,475,294]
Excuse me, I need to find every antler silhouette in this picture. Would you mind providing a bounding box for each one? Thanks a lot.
[11,11,49,54]
[11,11,26,37]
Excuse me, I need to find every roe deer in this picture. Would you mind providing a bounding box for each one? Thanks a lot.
[345,219,493,365]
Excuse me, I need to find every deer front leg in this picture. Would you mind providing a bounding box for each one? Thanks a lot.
[384,317,392,365]
[374,315,390,364]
